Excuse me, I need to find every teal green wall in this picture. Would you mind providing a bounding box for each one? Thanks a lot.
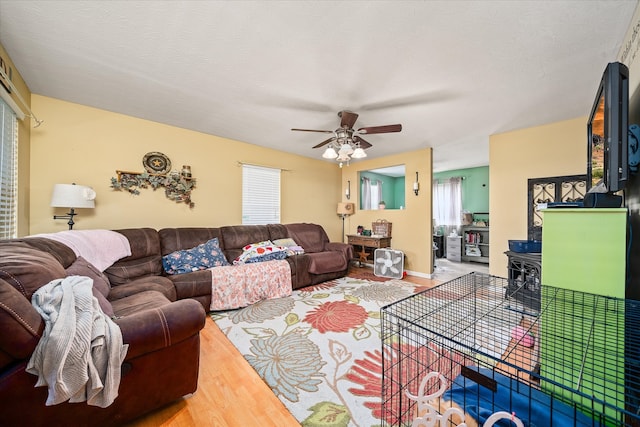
[434,166,489,219]
[359,172,405,209]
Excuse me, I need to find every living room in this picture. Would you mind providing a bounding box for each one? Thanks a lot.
[2,1,640,426]
[4,2,638,280]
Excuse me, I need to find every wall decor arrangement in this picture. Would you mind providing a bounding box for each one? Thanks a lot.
[110,152,196,208]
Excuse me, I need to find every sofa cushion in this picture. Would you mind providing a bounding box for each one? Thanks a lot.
[167,269,213,300]
[220,225,271,261]
[159,227,222,256]
[108,276,177,302]
[20,237,77,268]
[66,256,111,296]
[109,290,172,319]
[66,256,114,317]
[284,223,329,254]
[162,238,229,275]
[0,242,66,301]
[105,255,163,285]
[266,223,290,241]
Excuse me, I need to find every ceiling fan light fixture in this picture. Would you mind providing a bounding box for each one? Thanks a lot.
[322,147,338,159]
[338,143,354,155]
[336,153,351,162]
[351,147,367,159]
[294,110,401,167]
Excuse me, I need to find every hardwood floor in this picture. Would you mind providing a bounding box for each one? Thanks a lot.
[127,269,440,427]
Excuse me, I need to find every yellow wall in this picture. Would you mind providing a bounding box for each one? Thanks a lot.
[0,42,32,237]
[340,149,433,276]
[489,116,586,276]
[29,95,345,239]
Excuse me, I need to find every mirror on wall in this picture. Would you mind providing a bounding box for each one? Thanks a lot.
[359,165,406,210]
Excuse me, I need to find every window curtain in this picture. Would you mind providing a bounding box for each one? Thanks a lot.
[361,177,371,210]
[242,164,280,225]
[0,98,17,239]
[433,177,462,234]
[362,177,384,210]
[375,179,383,208]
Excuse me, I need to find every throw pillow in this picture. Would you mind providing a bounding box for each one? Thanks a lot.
[66,256,114,317]
[162,237,229,275]
[233,240,288,264]
[272,238,298,247]
[272,238,304,256]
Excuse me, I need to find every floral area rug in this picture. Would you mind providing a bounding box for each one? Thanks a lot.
[211,276,432,427]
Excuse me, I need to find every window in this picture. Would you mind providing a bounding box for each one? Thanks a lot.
[0,98,17,239]
[433,177,462,227]
[242,164,280,225]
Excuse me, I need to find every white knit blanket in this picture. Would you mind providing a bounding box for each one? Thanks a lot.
[26,276,128,407]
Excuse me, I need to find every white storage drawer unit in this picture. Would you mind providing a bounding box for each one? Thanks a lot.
[446,236,462,262]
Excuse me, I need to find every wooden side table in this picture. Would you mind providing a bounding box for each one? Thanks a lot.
[347,235,392,266]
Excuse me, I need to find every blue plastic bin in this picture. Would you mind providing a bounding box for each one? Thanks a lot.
[508,240,542,253]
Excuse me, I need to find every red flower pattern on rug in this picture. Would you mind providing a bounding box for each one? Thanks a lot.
[347,342,473,425]
[304,300,368,333]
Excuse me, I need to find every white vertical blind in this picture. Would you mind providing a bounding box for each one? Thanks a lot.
[242,164,280,225]
[0,98,18,238]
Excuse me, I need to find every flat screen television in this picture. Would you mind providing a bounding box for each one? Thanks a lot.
[587,61,629,193]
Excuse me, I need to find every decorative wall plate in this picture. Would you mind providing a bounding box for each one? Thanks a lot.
[142,151,171,174]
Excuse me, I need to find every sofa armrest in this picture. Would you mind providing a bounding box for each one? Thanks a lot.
[325,242,354,259]
[115,299,206,360]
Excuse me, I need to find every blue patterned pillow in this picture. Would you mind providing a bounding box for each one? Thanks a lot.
[162,238,229,275]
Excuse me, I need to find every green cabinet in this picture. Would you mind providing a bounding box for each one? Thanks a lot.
[541,208,627,298]
[540,208,627,422]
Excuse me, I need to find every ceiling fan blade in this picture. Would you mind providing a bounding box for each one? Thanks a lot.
[353,135,372,149]
[312,137,335,149]
[358,124,402,134]
[291,128,334,133]
[338,110,359,129]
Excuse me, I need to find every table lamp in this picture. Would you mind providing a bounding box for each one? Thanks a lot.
[51,183,96,229]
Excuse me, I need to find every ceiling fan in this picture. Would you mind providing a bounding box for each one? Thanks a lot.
[292,110,402,165]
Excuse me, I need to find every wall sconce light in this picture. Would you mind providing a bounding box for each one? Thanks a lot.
[51,183,96,229]
[345,180,351,200]
[413,172,420,196]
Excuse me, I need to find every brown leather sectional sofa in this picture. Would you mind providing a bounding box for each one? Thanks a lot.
[0,222,351,426]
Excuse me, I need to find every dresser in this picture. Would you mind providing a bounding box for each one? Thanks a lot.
[347,235,392,265]
[446,236,462,262]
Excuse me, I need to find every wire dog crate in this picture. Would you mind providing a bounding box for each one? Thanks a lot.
[381,273,640,426]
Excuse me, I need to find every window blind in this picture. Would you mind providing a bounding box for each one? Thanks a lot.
[0,98,17,239]
[242,164,280,225]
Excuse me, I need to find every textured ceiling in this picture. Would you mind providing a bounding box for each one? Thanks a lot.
[0,1,637,172]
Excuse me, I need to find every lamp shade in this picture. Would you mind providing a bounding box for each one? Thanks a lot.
[322,147,338,159]
[50,184,96,209]
[351,148,367,159]
[337,202,354,215]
